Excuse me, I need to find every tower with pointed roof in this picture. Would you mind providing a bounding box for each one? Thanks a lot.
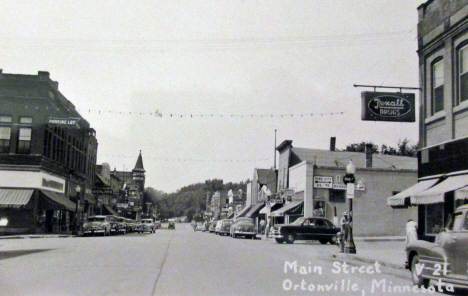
[132,150,146,192]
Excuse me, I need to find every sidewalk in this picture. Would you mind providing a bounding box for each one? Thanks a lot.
[0,231,76,239]
[332,236,407,270]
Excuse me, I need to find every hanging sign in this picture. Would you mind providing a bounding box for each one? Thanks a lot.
[361,92,415,122]
[314,176,333,188]
[48,117,81,128]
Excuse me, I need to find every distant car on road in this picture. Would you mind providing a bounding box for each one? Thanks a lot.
[141,219,156,233]
[116,217,128,234]
[154,220,161,229]
[106,215,119,235]
[133,220,143,233]
[406,204,468,288]
[195,222,203,231]
[83,215,111,236]
[230,217,256,239]
[168,222,175,229]
[208,221,217,233]
[271,217,339,244]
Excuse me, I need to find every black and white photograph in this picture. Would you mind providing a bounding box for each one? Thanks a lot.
[1,1,468,295]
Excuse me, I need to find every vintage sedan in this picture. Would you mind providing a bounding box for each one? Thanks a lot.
[406,205,468,288]
[154,220,162,229]
[133,220,143,233]
[141,218,156,233]
[83,215,111,236]
[230,217,256,239]
[115,216,127,234]
[106,215,119,235]
[216,219,233,236]
[272,217,339,244]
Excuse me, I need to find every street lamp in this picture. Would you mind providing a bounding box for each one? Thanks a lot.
[344,161,357,254]
[72,185,81,235]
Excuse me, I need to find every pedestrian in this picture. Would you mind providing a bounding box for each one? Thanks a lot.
[265,217,271,239]
[406,219,418,245]
[260,219,265,235]
[341,212,349,244]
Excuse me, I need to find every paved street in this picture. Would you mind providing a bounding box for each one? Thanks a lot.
[0,223,448,296]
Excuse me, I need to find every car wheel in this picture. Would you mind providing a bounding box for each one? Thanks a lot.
[275,238,284,244]
[411,254,430,287]
[285,233,295,244]
[329,236,337,245]
[319,239,328,244]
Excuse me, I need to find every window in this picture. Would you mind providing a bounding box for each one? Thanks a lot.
[432,59,444,114]
[0,116,12,153]
[425,203,444,234]
[458,45,468,104]
[17,117,32,154]
[329,189,345,203]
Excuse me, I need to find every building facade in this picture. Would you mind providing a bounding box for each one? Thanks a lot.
[278,140,418,237]
[0,70,98,234]
[407,0,468,241]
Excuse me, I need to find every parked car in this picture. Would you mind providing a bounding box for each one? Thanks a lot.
[230,217,256,239]
[141,218,156,233]
[195,222,204,231]
[125,219,134,233]
[272,217,339,244]
[106,215,119,235]
[116,216,127,234]
[133,220,143,233]
[168,222,175,229]
[83,215,111,236]
[217,219,233,236]
[215,220,223,234]
[406,205,468,288]
[154,220,162,229]
[208,221,217,233]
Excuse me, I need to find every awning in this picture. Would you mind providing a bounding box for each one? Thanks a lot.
[455,188,468,200]
[412,174,468,205]
[271,201,303,217]
[235,206,251,218]
[103,204,119,216]
[0,189,34,208]
[40,190,77,211]
[245,203,264,218]
[387,179,440,207]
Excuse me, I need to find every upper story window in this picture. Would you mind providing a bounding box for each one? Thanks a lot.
[0,116,12,153]
[432,59,444,115]
[17,117,32,154]
[458,44,468,105]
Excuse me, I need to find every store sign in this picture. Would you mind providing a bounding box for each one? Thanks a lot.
[361,92,415,122]
[48,117,81,128]
[333,184,347,190]
[92,188,113,195]
[314,176,333,188]
[270,194,283,204]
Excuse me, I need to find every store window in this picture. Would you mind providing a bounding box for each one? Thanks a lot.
[425,203,444,235]
[0,116,12,153]
[329,189,345,203]
[17,117,32,154]
[432,59,444,114]
[458,44,468,105]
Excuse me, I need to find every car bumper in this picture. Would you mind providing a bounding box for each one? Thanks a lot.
[272,234,284,238]
[234,231,256,235]
[84,229,105,234]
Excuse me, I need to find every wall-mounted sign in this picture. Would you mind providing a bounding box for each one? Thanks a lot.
[313,176,333,188]
[48,117,81,128]
[361,92,415,122]
[92,188,113,195]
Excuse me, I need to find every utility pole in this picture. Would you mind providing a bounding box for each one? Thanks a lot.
[274,129,277,168]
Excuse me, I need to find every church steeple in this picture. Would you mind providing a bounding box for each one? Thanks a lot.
[132,150,145,191]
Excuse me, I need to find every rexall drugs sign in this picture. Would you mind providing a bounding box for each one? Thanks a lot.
[361,92,415,122]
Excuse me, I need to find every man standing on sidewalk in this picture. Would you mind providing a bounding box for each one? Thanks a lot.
[406,219,418,245]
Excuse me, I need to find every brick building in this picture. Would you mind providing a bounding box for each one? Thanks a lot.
[0,70,98,234]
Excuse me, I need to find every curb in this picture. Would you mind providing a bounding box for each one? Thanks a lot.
[0,235,74,240]
[331,252,406,270]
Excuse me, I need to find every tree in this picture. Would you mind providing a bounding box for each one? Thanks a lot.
[343,141,378,153]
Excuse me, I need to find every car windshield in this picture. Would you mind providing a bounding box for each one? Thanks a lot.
[236,218,253,224]
[88,217,105,222]
[142,220,152,224]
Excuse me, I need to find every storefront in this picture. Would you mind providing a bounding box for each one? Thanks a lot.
[271,200,303,224]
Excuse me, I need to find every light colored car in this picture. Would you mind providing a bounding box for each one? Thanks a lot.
[83,215,111,236]
[216,219,233,236]
[154,220,162,229]
[133,220,143,233]
[230,217,256,239]
[106,215,119,235]
[116,216,127,234]
[406,205,468,288]
[141,219,156,233]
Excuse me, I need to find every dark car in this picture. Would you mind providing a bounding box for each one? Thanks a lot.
[272,217,339,244]
[406,205,468,288]
[168,222,175,229]
[230,217,256,239]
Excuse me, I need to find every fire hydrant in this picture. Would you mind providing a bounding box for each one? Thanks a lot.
[337,231,345,253]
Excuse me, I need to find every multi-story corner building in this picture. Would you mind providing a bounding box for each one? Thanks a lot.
[395,0,468,241]
[0,70,98,234]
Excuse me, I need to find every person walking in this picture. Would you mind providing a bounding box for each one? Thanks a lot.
[406,219,418,245]
[265,217,271,239]
[259,219,265,235]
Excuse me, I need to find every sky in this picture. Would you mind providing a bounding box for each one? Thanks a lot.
[0,0,425,193]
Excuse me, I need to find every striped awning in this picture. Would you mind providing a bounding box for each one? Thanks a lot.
[412,174,468,205]
[0,189,34,208]
[387,179,439,207]
[235,206,251,218]
[245,203,264,218]
[271,201,303,217]
[103,204,119,216]
[455,187,468,200]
